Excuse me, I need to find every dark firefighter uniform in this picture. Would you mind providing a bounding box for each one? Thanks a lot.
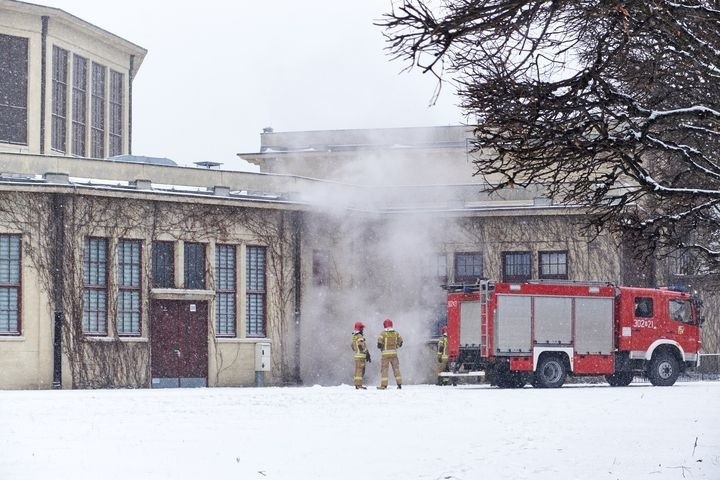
[437,327,449,385]
[351,322,370,389]
[377,318,403,389]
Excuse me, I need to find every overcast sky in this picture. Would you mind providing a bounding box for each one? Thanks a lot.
[30,0,465,170]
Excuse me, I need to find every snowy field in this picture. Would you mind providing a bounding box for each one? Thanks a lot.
[1,381,719,480]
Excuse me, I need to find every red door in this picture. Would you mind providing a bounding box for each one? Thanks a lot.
[151,300,208,387]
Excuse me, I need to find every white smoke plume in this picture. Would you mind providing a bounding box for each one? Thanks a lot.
[294,132,477,386]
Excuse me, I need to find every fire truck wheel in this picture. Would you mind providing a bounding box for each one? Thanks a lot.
[648,351,680,386]
[605,372,633,387]
[535,355,567,388]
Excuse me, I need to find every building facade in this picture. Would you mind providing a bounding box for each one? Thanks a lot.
[0,0,146,158]
[1,1,714,390]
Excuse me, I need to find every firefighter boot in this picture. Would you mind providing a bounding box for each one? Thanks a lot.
[397,384,402,389]
[355,385,367,390]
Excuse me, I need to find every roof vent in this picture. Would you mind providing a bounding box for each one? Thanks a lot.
[43,172,70,184]
[213,186,231,197]
[194,161,222,169]
[132,179,153,190]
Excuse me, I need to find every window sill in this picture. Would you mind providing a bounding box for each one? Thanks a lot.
[150,289,215,300]
[215,337,270,344]
[84,336,114,342]
[0,335,24,341]
[119,336,148,343]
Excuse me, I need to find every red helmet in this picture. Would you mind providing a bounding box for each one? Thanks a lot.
[354,322,365,331]
[441,326,448,335]
[383,318,393,328]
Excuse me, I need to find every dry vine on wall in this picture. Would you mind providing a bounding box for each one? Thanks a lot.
[0,191,298,388]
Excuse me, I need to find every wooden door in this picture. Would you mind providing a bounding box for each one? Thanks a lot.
[150,300,208,387]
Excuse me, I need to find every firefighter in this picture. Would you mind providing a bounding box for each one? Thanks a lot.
[351,321,370,389]
[377,318,403,389]
[437,326,449,385]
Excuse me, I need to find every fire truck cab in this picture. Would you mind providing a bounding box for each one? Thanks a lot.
[444,280,703,388]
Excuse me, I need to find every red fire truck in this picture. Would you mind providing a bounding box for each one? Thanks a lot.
[444,280,704,388]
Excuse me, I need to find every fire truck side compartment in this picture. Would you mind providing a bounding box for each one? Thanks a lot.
[459,300,482,347]
[495,295,532,354]
[534,296,572,345]
[574,297,614,354]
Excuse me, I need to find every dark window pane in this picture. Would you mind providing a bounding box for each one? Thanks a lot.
[312,249,329,286]
[539,251,568,279]
[117,240,141,335]
[455,252,483,282]
[83,238,107,334]
[91,62,105,158]
[72,55,87,156]
[634,297,654,318]
[152,241,174,288]
[246,246,266,337]
[0,34,28,145]
[184,242,206,289]
[502,251,531,282]
[215,245,236,336]
[51,46,68,152]
[108,70,123,156]
[0,234,21,335]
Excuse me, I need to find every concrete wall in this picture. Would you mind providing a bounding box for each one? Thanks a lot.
[0,222,55,389]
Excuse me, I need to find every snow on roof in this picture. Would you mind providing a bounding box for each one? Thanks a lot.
[109,155,177,166]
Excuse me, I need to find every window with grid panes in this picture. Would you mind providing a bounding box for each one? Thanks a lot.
[539,251,568,279]
[502,251,531,282]
[83,238,107,334]
[109,70,123,156]
[152,241,174,288]
[246,246,266,337]
[454,252,483,282]
[0,235,21,335]
[91,62,105,158]
[215,245,236,336]
[117,240,141,335]
[423,253,448,280]
[0,34,28,145]
[184,242,206,289]
[72,54,87,156]
[51,46,68,152]
[312,249,329,286]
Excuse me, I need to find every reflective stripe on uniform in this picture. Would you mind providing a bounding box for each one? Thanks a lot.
[352,332,367,358]
[438,335,448,360]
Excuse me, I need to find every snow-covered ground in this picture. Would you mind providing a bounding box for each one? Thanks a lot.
[1,381,719,480]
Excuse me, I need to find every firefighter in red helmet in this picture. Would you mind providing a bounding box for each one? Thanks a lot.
[437,326,450,385]
[377,318,403,389]
[351,321,370,389]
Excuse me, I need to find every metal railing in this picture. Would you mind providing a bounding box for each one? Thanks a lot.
[698,353,720,375]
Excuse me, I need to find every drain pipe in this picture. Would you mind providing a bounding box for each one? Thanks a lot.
[292,210,302,384]
[51,193,66,388]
